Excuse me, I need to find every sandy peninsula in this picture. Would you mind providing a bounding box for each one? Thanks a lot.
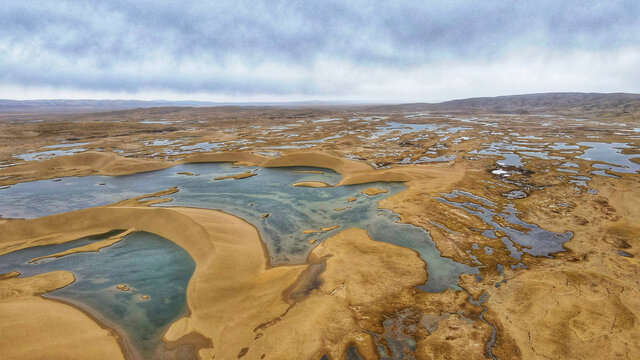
[0,271,124,360]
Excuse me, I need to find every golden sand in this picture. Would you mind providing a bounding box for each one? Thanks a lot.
[0,151,267,186]
[0,202,482,359]
[361,187,389,196]
[0,124,638,359]
[213,171,256,180]
[28,228,135,263]
[1,205,289,358]
[302,225,339,234]
[0,151,496,360]
[291,181,331,187]
[115,284,134,292]
[321,225,339,232]
[0,271,124,360]
[0,149,449,191]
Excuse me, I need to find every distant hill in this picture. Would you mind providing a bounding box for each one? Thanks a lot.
[0,99,364,114]
[2,93,640,118]
[392,92,640,116]
[0,99,220,113]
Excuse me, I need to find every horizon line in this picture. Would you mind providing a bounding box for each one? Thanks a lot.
[2,91,640,106]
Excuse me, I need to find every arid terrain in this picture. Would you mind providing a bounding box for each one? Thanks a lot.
[0,93,639,359]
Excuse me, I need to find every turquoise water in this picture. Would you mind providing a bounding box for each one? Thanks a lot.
[0,163,473,291]
[0,231,195,359]
[0,163,478,357]
[0,162,576,358]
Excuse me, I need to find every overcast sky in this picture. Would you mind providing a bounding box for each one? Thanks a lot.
[1,0,639,102]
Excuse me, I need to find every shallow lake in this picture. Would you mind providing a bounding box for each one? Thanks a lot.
[0,231,194,359]
[0,162,575,358]
[0,163,472,291]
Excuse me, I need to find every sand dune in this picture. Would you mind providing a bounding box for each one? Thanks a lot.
[0,202,479,359]
[0,150,394,186]
[0,149,460,192]
[0,271,124,360]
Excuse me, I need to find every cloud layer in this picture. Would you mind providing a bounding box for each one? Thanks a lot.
[1,0,639,101]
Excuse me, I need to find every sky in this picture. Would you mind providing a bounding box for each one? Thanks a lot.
[1,0,639,103]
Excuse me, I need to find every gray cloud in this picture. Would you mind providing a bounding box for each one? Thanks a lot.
[1,0,639,100]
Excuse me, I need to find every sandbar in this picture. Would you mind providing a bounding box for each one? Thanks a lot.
[29,228,135,263]
[361,187,389,196]
[214,171,256,180]
[291,181,331,188]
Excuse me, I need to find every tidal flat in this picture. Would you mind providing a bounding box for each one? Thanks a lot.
[0,100,639,360]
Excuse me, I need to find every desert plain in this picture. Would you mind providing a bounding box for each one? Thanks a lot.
[0,93,639,359]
